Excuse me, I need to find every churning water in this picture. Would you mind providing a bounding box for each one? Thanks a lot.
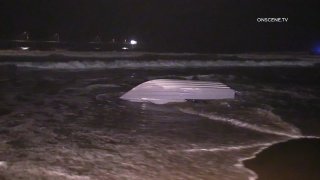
[0,51,319,179]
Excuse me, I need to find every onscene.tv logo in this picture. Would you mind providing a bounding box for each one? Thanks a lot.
[257,18,289,23]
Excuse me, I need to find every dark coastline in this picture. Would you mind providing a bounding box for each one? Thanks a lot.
[244,138,320,180]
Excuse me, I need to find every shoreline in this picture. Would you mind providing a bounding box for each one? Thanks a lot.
[243,137,320,180]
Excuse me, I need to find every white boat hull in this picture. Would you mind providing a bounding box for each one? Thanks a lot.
[120,79,235,104]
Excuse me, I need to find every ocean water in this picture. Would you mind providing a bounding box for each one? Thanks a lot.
[0,51,319,180]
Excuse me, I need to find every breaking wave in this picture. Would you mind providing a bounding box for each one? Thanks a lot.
[2,59,317,69]
[0,50,318,60]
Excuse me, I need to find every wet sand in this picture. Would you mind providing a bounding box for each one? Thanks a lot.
[244,138,320,180]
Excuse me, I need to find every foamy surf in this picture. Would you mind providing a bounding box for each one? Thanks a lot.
[1,52,319,180]
[178,107,302,138]
[184,142,274,153]
[0,59,318,69]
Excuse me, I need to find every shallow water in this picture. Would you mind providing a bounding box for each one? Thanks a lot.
[0,52,320,179]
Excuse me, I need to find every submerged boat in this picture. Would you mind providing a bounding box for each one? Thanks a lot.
[120,79,235,104]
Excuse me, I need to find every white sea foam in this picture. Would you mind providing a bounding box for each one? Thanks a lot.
[178,107,302,138]
[1,59,317,69]
[184,142,274,153]
[0,161,7,169]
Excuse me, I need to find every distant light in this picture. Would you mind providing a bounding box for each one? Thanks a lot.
[313,46,320,54]
[20,47,29,50]
[122,47,129,50]
[130,40,137,45]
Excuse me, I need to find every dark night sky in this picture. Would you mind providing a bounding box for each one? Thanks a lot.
[0,0,319,52]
